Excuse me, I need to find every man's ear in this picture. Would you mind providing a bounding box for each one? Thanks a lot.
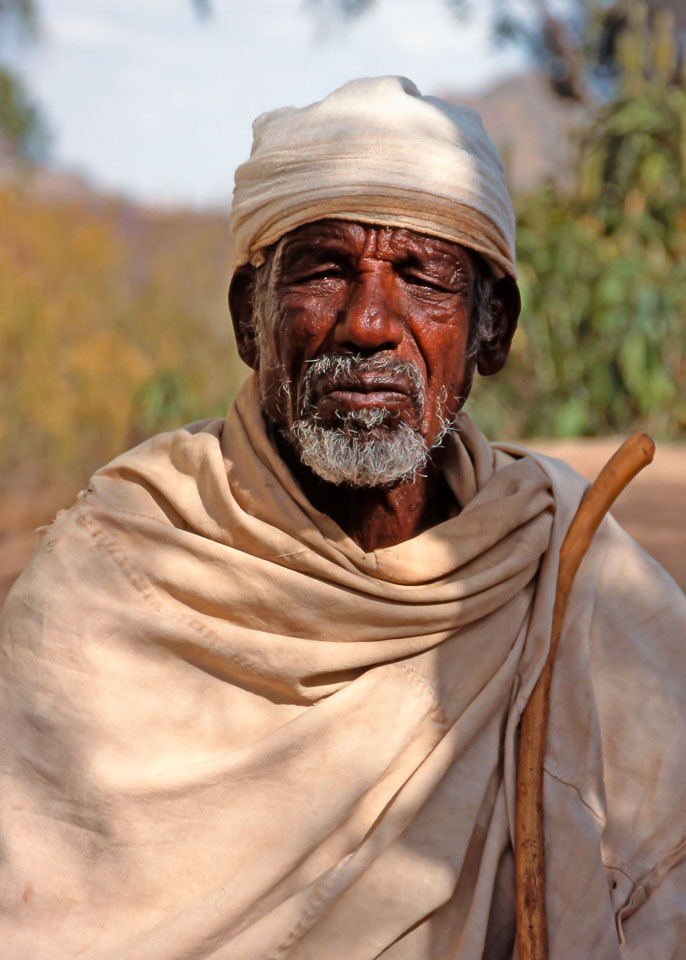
[228,264,260,371]
[476,276,521,377]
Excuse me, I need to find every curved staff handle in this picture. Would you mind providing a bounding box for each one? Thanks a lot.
[515,432,655,960]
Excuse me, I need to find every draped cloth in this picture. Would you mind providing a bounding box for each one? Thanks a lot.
[230,76,517,280]
[2,377,685,959]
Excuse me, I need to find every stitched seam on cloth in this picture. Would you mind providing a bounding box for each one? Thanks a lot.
[386,662,447,726]
[614,833,686,942]
[76,512,156,600]
[603,863,636,887]
[614,882,648,945]
[604,860,638,944]
[74,511,263,679]
[90,505,183,527]
[268,856,354,959]
[543,766,605,824]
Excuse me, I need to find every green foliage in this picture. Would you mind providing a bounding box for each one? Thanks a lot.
[306,0,375,20]
[0,65,48,161]
[469,8,686,439]
[0,0,48,161]
[0,0,37,36]
[306,0,623,103]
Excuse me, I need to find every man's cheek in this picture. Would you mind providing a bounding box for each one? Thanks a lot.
[282,298,341,341]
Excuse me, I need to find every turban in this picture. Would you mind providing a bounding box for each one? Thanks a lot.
[230,75,517,279]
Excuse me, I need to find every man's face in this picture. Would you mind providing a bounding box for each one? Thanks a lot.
[246,219,482,485]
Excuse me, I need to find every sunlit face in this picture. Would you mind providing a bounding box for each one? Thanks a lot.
[249,219,481,485]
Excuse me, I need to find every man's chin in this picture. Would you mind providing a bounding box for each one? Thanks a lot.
[287,416,429,488]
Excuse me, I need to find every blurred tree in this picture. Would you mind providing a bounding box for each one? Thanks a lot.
[470,6,686,438]
[191,0,212,18]
[0,188,241,493]
[0,0,48,162]
[307,0,686,105]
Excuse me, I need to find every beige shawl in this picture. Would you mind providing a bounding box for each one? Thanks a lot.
[2,377,685,959]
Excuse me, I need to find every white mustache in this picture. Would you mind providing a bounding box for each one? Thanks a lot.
[299,354,425,417]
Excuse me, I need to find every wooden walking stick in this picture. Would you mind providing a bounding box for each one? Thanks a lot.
[515,432,655,960]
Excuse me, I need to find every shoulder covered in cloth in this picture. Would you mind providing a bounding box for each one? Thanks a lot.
[1,376,685,960]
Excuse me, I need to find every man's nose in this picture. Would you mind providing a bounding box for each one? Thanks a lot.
[333,273,403,353]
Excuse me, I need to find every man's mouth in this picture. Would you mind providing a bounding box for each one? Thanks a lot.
[296,354,425,426]
[315,372,415,413]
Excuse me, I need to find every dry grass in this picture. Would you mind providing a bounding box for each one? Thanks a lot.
[0,185,246,499]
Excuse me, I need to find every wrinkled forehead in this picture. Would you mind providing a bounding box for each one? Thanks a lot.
[270,218,481,276]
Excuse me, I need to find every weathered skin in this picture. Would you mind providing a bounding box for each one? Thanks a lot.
[230,219,520,552]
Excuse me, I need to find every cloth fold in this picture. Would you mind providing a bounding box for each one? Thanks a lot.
[2,376,685,959]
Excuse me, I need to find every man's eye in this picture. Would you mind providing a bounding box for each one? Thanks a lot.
[292,267,343,284]
[401,272,450,292]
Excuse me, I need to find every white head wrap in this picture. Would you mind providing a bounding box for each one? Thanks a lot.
[230,76,516,279]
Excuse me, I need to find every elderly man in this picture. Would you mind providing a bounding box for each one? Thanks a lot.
[1,77,685,960]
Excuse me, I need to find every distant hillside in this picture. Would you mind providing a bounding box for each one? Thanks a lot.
[443,72,586,191]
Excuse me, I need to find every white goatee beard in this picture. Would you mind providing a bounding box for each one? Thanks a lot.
[290,413,429,487]
[283,355,452,489]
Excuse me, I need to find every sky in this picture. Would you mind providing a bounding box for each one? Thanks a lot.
[16,0,528,207]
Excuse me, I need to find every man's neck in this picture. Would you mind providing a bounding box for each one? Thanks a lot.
[274,431,456,552]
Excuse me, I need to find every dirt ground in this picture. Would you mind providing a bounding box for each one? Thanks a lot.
[1,437,684,611]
